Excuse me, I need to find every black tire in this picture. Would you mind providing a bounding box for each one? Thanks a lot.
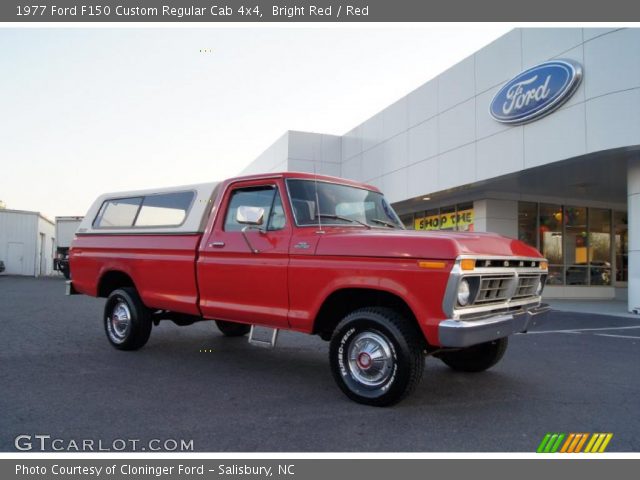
[438,337,508,372]
[215,320,251,337]
[61,263,71,280]
[104,287,152,351]
[329,307,424,407]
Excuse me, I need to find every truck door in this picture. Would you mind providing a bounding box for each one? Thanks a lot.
[197,180,291,327]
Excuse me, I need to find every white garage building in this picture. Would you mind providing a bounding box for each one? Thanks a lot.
[241,28,639,312]
[0,209,55,277]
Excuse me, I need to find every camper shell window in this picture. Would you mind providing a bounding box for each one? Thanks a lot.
[93,191,195,229]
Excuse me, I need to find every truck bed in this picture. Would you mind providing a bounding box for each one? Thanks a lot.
[71,234,202,316]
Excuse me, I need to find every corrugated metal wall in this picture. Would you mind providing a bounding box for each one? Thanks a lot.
[0,211,55,276]
[37,215,56,276]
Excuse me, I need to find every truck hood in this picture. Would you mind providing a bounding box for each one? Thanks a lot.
[314,228,542,260]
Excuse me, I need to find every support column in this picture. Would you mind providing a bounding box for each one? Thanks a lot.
[473,199,518,238]
[628,156,640,313]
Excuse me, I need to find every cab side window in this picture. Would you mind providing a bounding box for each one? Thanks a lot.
[224,186,286,232]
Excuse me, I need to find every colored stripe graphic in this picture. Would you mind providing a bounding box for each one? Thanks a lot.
[574,433,589,453]
[537,433,565,453]
[560,433,575,453]
[537,433,613,453]
[584,433,614,453]
[537,434,552,453]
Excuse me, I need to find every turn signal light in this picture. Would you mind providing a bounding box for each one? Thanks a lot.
[460,259,476,271]
[540,261,549,270]
[418,260,447,269]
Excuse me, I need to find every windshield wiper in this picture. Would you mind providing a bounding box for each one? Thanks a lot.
[317,214,371,229]
[370,218,398,228]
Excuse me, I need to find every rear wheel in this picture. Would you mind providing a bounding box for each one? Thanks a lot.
[438,337,508,372]
[104,287,152,350]
[329,307,424,407]
[215,320,251,337]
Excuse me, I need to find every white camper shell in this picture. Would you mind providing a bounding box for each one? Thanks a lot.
[77,182,220,235]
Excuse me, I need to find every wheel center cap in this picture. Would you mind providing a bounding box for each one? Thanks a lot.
[357,352,372,369]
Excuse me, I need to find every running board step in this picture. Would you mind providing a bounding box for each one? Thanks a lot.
[248,326,279,348]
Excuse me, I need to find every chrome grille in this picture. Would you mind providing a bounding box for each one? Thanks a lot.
[513,274,541,299]
[475,276,514,304]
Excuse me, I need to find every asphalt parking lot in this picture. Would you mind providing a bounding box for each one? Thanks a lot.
[1,276,639,452]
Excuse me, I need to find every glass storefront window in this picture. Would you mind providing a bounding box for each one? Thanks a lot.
[456,202,474,232]
[414,205,474,231]
[547,266,565,286]
[539,204,563,282]
[439,205,456,231]
[519,202,622,287]
[589,208,612,286]
[518,202,537,247]
[614,211,628,282]
[399,213,414,229]
[564,206,588,285]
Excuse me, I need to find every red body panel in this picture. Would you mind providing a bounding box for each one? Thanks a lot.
[287,253,453,342]
[71,234,202,316]
[70,172,543,347]
[197,178,291,327]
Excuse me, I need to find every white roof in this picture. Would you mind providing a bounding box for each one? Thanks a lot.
[77,182,220,235]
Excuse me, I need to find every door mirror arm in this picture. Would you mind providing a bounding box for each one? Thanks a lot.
[241,225,264,254]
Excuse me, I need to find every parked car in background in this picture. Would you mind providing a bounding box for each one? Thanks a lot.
[54,216,83,279]
[566,261,612,286]
[0,260,5,273]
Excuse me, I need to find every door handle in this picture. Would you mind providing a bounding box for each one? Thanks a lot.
[209,241,225,248]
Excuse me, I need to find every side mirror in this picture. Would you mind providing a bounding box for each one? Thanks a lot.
[236,206,265,226]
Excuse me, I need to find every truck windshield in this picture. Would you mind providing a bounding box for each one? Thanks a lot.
[286,179,404,229]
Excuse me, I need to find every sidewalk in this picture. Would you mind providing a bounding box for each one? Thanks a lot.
[546,299,639,319]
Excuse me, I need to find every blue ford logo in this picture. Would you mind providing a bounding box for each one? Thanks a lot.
[490,60,582,125]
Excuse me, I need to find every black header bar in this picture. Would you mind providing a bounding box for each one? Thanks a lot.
[2,0,640,22]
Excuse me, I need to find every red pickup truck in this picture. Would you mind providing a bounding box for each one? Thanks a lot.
[68,172,549,406]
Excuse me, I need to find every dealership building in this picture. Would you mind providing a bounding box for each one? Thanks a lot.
[241,28,639,312]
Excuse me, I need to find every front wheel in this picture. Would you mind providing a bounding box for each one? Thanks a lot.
[104,287,152,350]
[437,337,508,372]
[329,307,425,407]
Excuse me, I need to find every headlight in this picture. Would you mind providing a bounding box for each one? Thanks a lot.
[535,278,544,296]
[457,279,471,306]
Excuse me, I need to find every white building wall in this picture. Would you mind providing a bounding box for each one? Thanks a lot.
[241,132,290,175]
[0,210,55,277]
[287,131,342,177]
[628,157,640,312]
[37,216,56,276]
[336,28,640,202]
[241,131,342,177]
[243,28,640,199]
[473,199,518,238]
[0,211,37,276]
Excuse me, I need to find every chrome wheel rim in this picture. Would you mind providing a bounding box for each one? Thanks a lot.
[347,331,394,387]
[107,301,131,343]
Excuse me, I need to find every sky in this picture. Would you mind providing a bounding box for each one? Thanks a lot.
[0,25,510,218]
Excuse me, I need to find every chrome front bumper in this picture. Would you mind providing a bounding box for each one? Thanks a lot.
[438,303,550,348]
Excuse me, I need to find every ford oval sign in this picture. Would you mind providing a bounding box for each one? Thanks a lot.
[489,60,582,125]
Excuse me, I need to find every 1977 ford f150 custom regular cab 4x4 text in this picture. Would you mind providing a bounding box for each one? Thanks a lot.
[68,172,549,406]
